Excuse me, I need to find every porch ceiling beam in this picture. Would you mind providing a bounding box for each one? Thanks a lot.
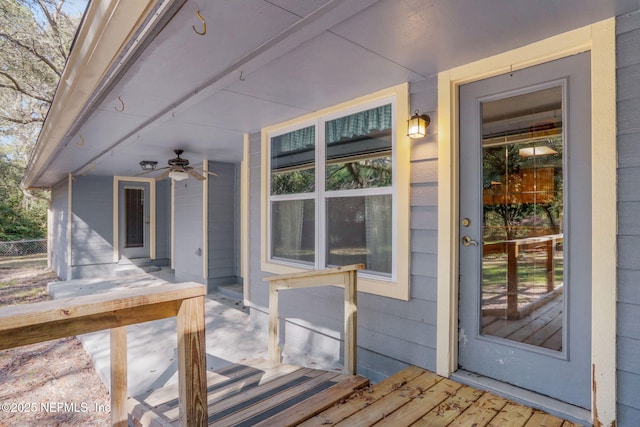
[69,0,383,178]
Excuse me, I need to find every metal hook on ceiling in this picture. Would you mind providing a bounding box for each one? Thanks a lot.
[239,70,245,81]
[115,96,125,112]
[193,10,206,35]
[75,135,85,147]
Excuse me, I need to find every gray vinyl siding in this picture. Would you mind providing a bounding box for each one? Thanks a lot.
[207,161,240,286]
[248,78,439,381]
[617,11,640,424]
[156,179,171,261]
[173,177,205,284]
[50,179,70,280]
[70,176,114,278]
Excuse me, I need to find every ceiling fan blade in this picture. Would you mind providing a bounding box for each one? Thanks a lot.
[155,169,172,181]
[186,168,206,181]
[136,166,169,177]
[191,167,219,177]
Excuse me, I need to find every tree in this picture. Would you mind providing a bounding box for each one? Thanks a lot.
[0,0,83,240]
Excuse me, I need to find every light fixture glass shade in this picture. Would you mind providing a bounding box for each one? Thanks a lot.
[407,112,430,139]
[169,170,189,181]
[139,160,158,171]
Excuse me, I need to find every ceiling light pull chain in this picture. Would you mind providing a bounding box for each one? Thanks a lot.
[193,10,206,35]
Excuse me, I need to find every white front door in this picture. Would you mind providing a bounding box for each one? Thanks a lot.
[457,52,591,408]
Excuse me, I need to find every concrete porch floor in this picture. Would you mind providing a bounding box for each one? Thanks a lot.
[47,269,343,397]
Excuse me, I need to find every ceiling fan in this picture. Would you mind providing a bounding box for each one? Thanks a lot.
[139,149,218,181]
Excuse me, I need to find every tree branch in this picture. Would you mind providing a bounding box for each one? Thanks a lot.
[0,72,52,103]
[0,113,44,125]
[0,32,62,77]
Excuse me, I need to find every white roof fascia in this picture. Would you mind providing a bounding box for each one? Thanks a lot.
[22,0,161,189]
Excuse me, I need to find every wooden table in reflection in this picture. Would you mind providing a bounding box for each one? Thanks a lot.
[484,233,563,319]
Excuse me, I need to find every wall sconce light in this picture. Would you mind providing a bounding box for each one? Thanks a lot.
[169,169,189,181]
[407,110,431,139]
[139,160,158,171]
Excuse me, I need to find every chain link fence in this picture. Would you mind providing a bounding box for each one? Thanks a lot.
[0,239,48,257]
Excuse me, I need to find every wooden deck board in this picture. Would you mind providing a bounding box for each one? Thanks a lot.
[129,362,581,427]
[298,365,426,426]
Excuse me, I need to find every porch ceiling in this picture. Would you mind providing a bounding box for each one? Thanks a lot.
[25,0,637,188]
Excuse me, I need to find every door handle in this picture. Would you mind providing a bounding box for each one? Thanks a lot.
[461,236,478,247]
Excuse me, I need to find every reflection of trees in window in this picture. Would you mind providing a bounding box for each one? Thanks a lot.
[483,136,563,241]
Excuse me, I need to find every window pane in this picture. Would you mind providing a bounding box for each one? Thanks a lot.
[326,195,392,275]
[125,188,144,248]
[271,199,315,264]
[271,126,315,195]
[325,104,392,191]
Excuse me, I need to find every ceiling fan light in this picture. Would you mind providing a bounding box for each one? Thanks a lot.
[169,170,189,181]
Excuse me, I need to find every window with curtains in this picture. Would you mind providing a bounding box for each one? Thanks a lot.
[269,101,394,277]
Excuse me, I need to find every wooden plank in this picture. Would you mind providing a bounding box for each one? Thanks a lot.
[210,371,342,426]
[264,264,364,282]
[253,375,369,427]
[111,326,128,427]
[0,282,205,327]
[451,392,509,427]
[157,367,317,424]
[268,283,280,362]
[373,378,463,426]
[344,269,357,375]
[177,296,207,427]
[410,384,485,427]
[299,365,426,426]
[0,283,206,350]
[140,359,282,408]
[333,371,441,426]
[524,411,565,427]
[204,368,321,415]
[488,402,534,427]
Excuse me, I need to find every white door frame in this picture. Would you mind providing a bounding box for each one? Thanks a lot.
[435,19,616,425]
[113,176,157,262]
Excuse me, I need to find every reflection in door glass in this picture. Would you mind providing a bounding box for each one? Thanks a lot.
[480,86,564,351]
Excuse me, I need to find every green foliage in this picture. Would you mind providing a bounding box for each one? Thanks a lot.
[0,0,83,241]
[0,148,47,240]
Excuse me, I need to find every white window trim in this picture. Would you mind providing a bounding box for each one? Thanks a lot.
[261,83,410,300]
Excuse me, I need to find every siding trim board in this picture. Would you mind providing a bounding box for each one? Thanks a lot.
[436,19,616,425]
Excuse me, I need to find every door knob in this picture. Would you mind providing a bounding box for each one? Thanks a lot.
[461,236,478,247]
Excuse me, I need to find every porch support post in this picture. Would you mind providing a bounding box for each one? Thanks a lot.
[177,296,207,427]
[268,283,280,362]
[110,326,128,427]
[344,269,357,375]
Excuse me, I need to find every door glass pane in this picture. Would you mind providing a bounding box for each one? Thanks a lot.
[326,195,392,275]
[480,86,564,351]
[125,188,144,248]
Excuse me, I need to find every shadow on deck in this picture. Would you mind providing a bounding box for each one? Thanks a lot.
[129,359,581,427]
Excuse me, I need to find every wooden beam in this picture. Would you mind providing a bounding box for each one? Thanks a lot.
[344,269,357,375]
[110,326,128,427]
[266,264,363,373]
[0,283,205,350]
[177,296,208,427]
[268,282,280,363]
